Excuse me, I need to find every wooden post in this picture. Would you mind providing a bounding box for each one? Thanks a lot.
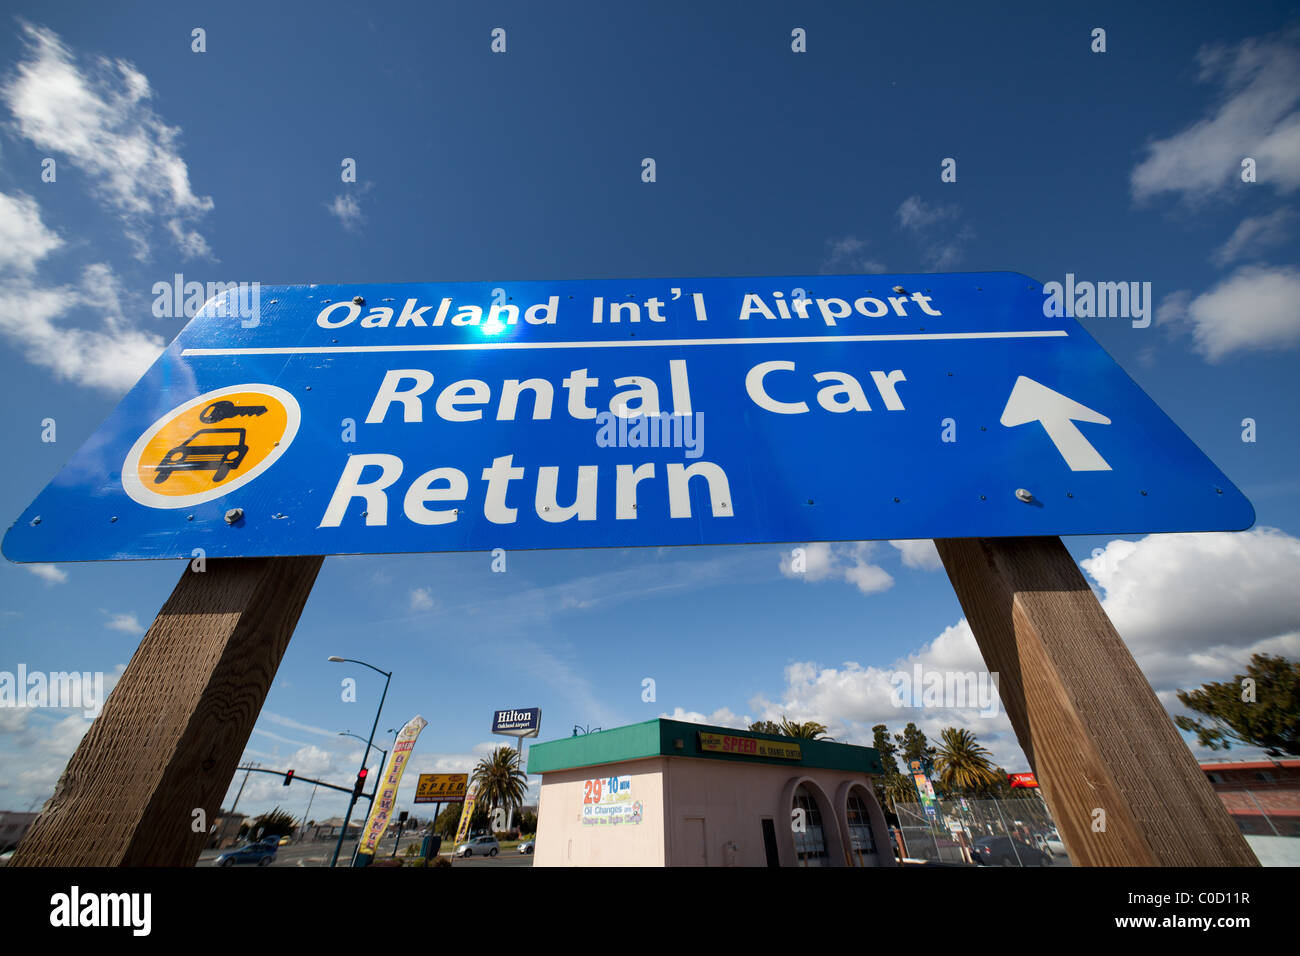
[935,536,1257,866]
[11,555,323,867]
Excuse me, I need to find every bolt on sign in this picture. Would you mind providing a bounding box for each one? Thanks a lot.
[414,773,468,803]
[2,273,1252,563]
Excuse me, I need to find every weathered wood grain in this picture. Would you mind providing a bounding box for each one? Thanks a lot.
[936,536,1256,866]
[11,556,324,867]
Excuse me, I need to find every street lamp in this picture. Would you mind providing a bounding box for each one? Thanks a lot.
[327,656,392,867]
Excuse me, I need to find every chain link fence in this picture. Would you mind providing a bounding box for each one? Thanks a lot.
[892,795,1065,866]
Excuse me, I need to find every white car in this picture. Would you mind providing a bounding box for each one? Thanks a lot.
[518,839,535,854]
[1034,831,1067,857]
[455,835,499,857]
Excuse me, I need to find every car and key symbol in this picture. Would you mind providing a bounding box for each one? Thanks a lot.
[199,400,268,423]
[153,428,251,484]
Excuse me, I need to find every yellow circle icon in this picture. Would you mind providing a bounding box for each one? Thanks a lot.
[122,384,300,509]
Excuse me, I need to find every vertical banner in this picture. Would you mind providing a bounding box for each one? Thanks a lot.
[910,759,939,821]
[454,785,480,844]
[357,714,427,856]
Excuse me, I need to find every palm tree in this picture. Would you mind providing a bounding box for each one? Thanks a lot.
[778,717,833,740]
[469,746,529,825]
[882,773,917,813]
[933,727,1002,796]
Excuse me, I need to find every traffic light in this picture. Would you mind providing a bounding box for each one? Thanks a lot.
[283,769,294,786]
[353,768,369,797]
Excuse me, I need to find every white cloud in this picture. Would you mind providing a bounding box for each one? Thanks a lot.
[24,563,67,585]
[1081,528,1300,696]
[745,622,1023,767]
[1211,208,1296,265]
[889,539,943,571]
[820,236,887,274]
[895,196,972,269]
[659,706,749,729]
[327,193,364,231]
[1132,30,1300,201]
[897,196,959,231]
[744,528,1300,770]
[0,240,166,391]
[1,21,214,259]
[102,611,143,633]
[779,542,894,595]
[0,192,62,274]
[1160,264,1300,360]
[409,587,435,611]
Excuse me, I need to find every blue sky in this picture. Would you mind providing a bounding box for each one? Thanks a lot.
[1,2,1298,825]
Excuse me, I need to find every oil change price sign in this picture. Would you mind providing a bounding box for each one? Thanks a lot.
[582,775,641,826]
[2,273,1252,562]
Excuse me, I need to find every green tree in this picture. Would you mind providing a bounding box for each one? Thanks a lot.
[469,746,530,821]
[872,723,901,776]
[749,717,832,739]
[881,773,918,814]
[1175,654,1300,757]
[778,717,833,740]
[933,728,1002,796]
[250,807,296,839]
[894,722,937,769]
[434,802,489,840]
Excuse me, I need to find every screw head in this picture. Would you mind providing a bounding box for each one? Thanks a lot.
[353,296,365,306]
[1015,488,1034,503]
[224,508,243,524]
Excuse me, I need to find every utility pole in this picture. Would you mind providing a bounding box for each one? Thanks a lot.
[228,762,258,820]
[301,782,318,841]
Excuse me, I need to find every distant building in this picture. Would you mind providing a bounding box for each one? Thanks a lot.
[208,810,245,849]
[1200,758,1300,837]
[0,811,38,851]
[311,817,362,842]
[528,718,893,867]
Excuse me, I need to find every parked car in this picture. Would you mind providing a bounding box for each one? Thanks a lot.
[972,836,1051,866]
[518,839,535,855]
[215,843,277,867]
[455,835,499,857]
[1032,830,1066,858]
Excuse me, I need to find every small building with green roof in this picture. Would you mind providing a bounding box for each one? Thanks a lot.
[526,717,895,867]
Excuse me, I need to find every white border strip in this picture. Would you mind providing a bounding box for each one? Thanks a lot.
[181,329,1068,356]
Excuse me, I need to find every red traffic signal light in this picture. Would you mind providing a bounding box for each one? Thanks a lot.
[353,768,369,797]
[284,769,294,786]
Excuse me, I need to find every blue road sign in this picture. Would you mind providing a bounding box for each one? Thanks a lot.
[492,708,542,738]
[2,272,1252,563]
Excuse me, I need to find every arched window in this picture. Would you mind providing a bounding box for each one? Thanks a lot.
[792,784,828,866]
[845,790,878,865]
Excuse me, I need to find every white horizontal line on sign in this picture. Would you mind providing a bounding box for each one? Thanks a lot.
[180,330,1069,357]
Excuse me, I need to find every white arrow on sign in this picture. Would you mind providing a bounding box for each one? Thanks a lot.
[1000,375,1113,471]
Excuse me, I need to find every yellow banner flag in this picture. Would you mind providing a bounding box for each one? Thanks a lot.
[356,714,427,856]
[454,784,479,844]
